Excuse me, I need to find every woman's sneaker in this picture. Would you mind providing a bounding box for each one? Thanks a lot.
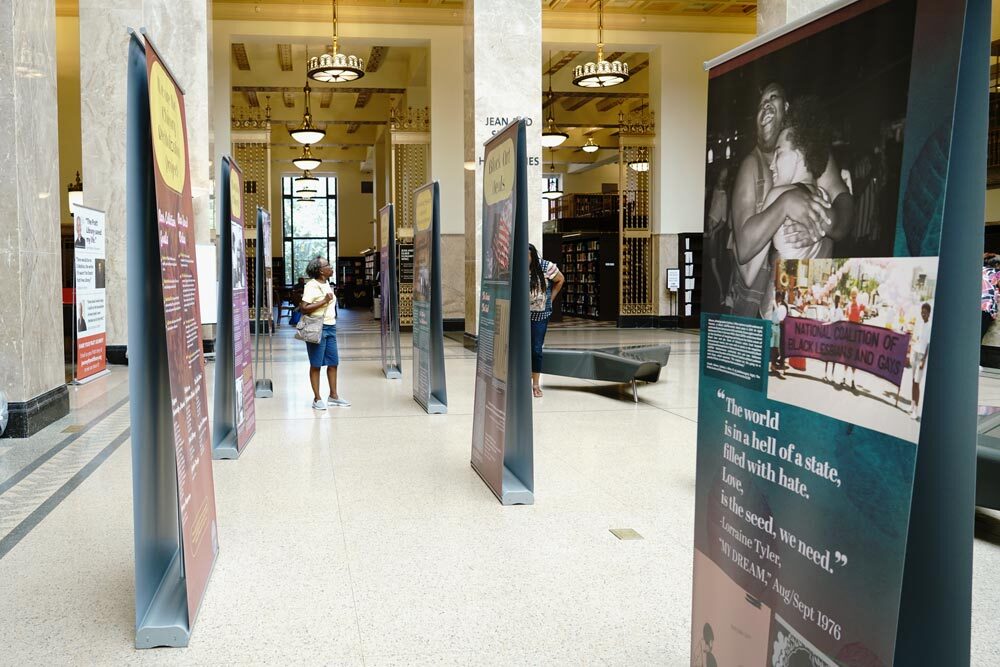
[327,396,352,408]
[312,399,328,411]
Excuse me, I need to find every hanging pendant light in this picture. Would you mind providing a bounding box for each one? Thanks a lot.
[628,148,650,173]
[296,170,320,190]
[308,0,365,83]
[574,0,629,88]
[581,137,599,153]
[290,80,326,145]
[293,145,322,171]
[542,151,564,200]
[541,50,569,149]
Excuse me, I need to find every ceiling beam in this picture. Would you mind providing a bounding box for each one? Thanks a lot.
[545,50,581,75]
[245,90,259,108]
[366,46,388,73]
[234,85,406,96]
[282,92,295,108]
[320,91,333,108]
[277,43,294,72]
[630,58,650,75]
[355,91,373,109]
[347,122,361,134]
[231,43,250,71]
[596,97,622,112]
[562,97,592,112]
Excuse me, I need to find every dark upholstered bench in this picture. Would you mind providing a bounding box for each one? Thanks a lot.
[540,345,671,402]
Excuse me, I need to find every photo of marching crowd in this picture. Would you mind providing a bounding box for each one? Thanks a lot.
[766,257,937,443]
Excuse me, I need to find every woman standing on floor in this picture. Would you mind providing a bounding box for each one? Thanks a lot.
[528,243,564,398]
[300,257,351,411]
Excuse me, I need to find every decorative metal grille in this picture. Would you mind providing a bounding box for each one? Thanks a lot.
[391,106,430,326]
[618,109,655,317]
[233,141,269,230]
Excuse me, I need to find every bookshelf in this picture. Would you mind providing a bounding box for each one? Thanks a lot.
[559,234,619,321]
[339,256,365,288]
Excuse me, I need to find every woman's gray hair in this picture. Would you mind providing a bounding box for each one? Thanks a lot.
[305,256,328,279]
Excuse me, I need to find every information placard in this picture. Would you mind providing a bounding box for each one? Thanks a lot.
[229,162,256,452]
[693,1,985,664]
[379,204,402,379]
[412,181,447,414]
[144,35,219,631]
[71,204,108,382]
[470,119,533,505]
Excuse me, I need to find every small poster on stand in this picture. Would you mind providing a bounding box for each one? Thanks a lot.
[412,181,447,414]
[71,204,109,383]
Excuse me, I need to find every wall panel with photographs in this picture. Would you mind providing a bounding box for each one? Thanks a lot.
[693,0,987,665]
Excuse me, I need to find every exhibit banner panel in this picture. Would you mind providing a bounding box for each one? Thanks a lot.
[412,181,448,414]
[71,204,109,382]
[127,30,219,648]
[470,120,534,506]
[379,204,402,379]
[693,0,987,664]
[212,156,256,459]
[255,207,274,397]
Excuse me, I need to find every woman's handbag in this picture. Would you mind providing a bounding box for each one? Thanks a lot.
[294,313,323,344]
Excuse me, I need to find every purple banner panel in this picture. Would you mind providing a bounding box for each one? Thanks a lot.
[783,316,911,386]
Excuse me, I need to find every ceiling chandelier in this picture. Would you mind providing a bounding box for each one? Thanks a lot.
[542,151,564,200]
[581,137,599,153]
[628,148,650,173]
[574,0,629,88]
[296,170,320,190]
[308,0,365,83]
[293,145,322,171]
[541,50,569,148]
[290,80,325,145]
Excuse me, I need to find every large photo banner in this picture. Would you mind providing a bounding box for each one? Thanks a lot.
[412,181,447,414]
[693,0,983,664]
[71,204,108,382]
[379,204,402,379]
[145,39,218,625]
[229,161,256,452]
[470,120,533,505]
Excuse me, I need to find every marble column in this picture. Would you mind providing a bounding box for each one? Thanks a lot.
[757,0,838,34]
[0,0,69,437]
[79,0,212,362]
[429,27,466,322]
[463,0,542,342]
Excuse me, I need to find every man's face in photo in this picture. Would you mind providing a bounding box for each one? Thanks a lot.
[756,83,788,152]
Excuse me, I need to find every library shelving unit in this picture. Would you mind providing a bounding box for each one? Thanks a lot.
[559,234,619,321]
[339,256,366,288]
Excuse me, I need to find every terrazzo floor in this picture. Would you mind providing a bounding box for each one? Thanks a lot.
[1,310,999,665]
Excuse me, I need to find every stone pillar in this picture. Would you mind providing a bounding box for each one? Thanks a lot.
[429,27,466,323]
[463,0,542,342]
[0,0,69,437]
[79,0,212,363]
[757,0,837,34]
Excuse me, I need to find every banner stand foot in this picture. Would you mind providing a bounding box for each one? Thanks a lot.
[135,553,190,649]
[254,379,273,398]
[212,431,240,460]
[71,369,112,386]
[383,369,402,380]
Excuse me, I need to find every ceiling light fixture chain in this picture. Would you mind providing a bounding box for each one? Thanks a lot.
[573,0,629,88]
[541,49,569,148]
[307,0,365,83]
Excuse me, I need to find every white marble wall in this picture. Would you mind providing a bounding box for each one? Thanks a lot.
[0,0,65,403]
[757,0,837,34]
[79,0,212,349]
[463,0,542,336]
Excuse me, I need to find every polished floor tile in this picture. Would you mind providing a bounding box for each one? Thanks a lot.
[1,310,998,664]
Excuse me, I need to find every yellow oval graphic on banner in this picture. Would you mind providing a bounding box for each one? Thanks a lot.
[149,61,186,194]
[484,138,514,206]
[415,188,432,231]
[229,167,242,220]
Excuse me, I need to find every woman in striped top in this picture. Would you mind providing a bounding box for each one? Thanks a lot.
[529,243,565,398]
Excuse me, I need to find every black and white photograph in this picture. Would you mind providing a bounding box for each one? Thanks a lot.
[232,224,247,291]
[702,0,918,317]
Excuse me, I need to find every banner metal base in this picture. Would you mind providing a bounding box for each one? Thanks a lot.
[71,369,111,386]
